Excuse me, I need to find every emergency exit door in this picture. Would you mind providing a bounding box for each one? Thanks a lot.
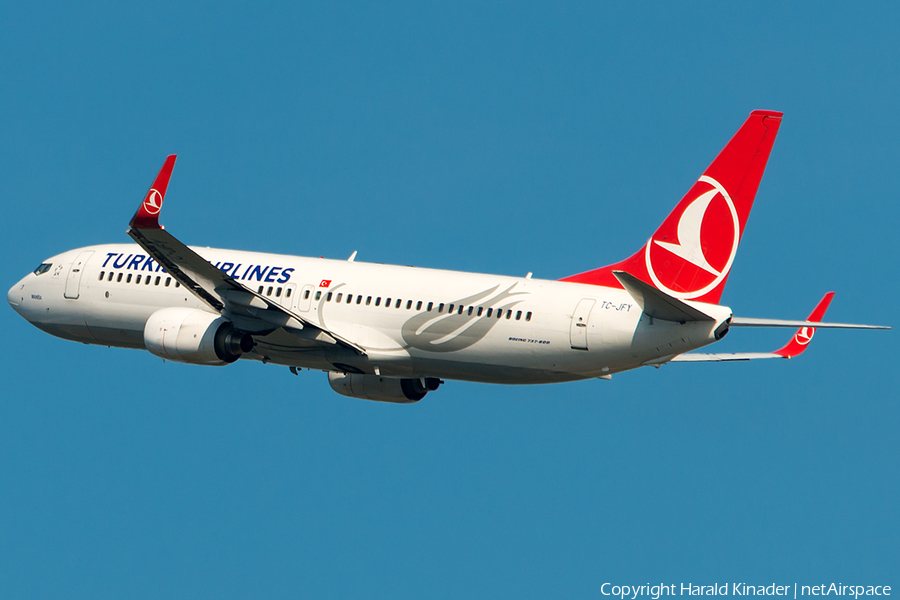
[297,284,315,312]
[280,283,297,309]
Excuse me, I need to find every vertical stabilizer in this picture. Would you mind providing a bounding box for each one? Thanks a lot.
[561,110,782,304]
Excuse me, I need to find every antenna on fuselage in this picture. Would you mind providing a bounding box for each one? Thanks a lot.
[348,251,357,262]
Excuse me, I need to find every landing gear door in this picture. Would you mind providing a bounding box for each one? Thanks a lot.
[570,298,595,350]
[298,284,315,312]
[64,250,94,300]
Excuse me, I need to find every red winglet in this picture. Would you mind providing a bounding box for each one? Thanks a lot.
[773,292,835,358]
[129,155,177,229]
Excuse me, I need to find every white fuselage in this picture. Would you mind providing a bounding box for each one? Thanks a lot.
[9,243,732,383]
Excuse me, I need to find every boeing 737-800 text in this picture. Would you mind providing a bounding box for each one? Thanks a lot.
[8,111,888,402]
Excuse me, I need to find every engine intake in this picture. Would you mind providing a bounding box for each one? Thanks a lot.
[144,307,253,365]
[327,372,442,403]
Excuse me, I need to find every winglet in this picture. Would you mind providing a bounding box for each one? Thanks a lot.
[129,155,177,229]
[772,292,835,358]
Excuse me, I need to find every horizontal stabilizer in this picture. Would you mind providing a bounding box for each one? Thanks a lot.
[669,292,889,364]
[670,352,780,362]
[613,271,715,323]
[731,317,889,330]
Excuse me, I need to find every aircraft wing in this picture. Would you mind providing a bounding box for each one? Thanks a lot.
[669,292,880,363]
[127,155,366,355]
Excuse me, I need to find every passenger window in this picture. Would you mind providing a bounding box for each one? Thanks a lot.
[108,272,114,282]
[348,294,354,304]
[267,286,273,295]
[117,273,123,282]
[384,297,390,307]
[276,287,282,297]
[477,307,483,316]
[497,309,503,319]
[458,305,464,315]
[136,275,142,284]
[356,295,362,304]
[175,282,180,288]
[487,308,493,317]
[415,301,421,310]
[447,304,454,313]
[126,274,132,283]
[427,302,433,311]
[467,306,473,316]
[396,299,402,309]
[407,300,412,309]
[258,286,264,293]
[516,310,522,320]
[375,297,381,306]
[336,293,342,302]
[526,311,532,322]
[315,291,322,300]
[326,292,332,301]
[99,271,105,280]
[304,289,310,300]
[366,296,372,306]
[145,276,151,285]
[155,276,161,285]
[165,277,171,287]
[506,310,512,319]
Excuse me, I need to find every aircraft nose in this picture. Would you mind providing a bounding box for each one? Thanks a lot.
[8,279,25,313]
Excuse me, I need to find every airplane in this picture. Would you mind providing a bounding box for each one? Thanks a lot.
[7,110,889,402]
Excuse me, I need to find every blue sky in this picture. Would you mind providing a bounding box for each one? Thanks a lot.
[1,2,897,598]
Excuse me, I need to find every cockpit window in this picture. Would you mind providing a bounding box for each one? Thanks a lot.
[33,263,52,276]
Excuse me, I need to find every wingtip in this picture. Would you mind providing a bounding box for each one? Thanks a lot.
[772,293,835,358]
[129,155,178,229]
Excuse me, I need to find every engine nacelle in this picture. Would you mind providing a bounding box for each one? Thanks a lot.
[327,372,442,403]
[143,307,253,365]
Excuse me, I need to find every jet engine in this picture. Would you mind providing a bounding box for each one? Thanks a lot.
[143,307,253,365]
[327,372,442,403]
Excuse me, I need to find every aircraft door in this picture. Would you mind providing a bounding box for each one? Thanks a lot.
[64,250,94,300]
[569,298,595,350]
[280,283,297,309]
[298,284,315,312]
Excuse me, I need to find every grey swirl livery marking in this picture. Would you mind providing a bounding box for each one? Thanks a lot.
[400,284,528,353]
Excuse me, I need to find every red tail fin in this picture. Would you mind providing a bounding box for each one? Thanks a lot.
[561,110,782,304]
